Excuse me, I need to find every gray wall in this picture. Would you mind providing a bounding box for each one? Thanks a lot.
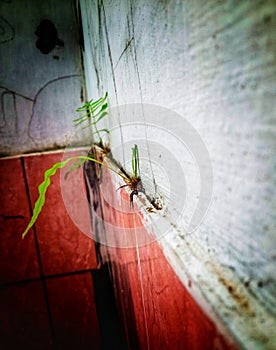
[0,0,85,155]
[80,0,276,348]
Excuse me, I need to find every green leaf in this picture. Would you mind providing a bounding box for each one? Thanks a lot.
[80,112,108,128]
[97,128,110,134]
[74,93,109,128]
[99,102,108,113]
[91,112,108,125]
[132,147,135,177]
[64,158,86,180]
[21,151,125,239]
[89,98,105,112]
[131,144,140,178]
[21,155,104,239]
[73,114,89,123]
[22,93,110,239]
[86,93,107,113]
[75,99,94,112]
[82,123,110,131]
[89,104,108,121]
[75,93,106,113]
[22,158,74,239]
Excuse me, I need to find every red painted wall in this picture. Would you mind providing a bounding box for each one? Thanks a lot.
[0,151,238,349]
[86,157,238,349]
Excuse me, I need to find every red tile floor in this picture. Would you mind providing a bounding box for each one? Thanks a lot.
[0,152,103,349]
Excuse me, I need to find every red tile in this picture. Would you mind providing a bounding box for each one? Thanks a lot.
[46,273,102,349]
[24,151,97,275]
[0,157,40,283]
[0,281,53,349]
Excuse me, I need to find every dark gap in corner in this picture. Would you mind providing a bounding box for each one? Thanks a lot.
[73,0,85,52]
[92,264,128,350]
[73,0,86,103]
[83,161,103,266]
[112,263,141,350]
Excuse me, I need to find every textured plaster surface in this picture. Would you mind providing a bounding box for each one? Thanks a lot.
[80,0,276,348]
[0,0,85,154]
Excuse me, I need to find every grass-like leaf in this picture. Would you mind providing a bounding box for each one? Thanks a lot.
[132,144,140,178]
[21,153,128,239]
[75,93,107,112]
[64,158,86,180]
[75,93,108,115]
[21,155,105,239]
[21,93,111,239]
[73,93,109,145]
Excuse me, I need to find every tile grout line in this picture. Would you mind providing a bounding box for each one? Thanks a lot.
[0,268,96,288]
[20,156,57,349]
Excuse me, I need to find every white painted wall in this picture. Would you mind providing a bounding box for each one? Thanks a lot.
[0,0,85,155]
[80,0,276,348]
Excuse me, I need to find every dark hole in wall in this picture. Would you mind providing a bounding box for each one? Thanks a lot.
[35,19,64,54]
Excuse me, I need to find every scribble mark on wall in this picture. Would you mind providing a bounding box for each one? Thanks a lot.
[0,16,15,43]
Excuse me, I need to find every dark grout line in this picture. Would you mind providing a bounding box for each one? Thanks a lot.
[45,268,97,280]
[0,268,97,288]
[83,163,103,266]
[20,157,57,349]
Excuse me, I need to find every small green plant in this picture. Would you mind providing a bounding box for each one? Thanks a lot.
[117,144,144,207]
[73,92,109,149]
[21,155,105,239]
[132,144,140,179]
[22,146,143,238]
[21,95,145,238]
[22,93,109,239]
[64,93,111,180]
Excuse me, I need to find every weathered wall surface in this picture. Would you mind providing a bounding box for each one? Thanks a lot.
[0,0,85,155]
[80,0,276,348]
